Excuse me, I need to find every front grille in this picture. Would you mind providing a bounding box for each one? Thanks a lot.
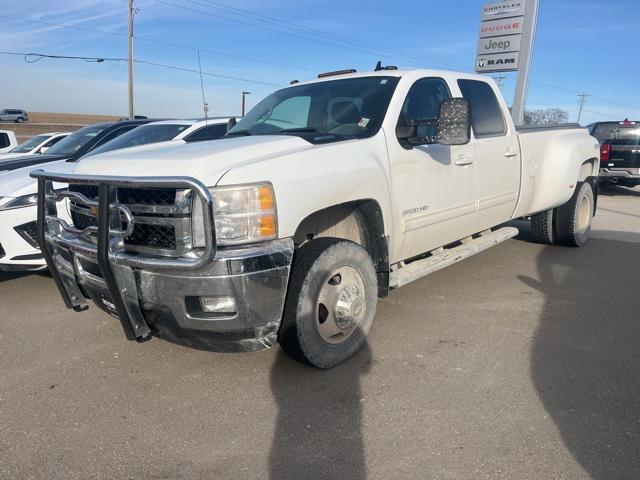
[118,188,177,205]
[126,224,176,250]
[68,185,190,257]
[14,221,40,248]
[69,185,177,205]
[70,210,98,231]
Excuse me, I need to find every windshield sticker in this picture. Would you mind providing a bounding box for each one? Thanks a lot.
[380,79,388,84]
[358,118,370,128]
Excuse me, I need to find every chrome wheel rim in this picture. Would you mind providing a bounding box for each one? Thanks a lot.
[577,193,592,234]
[315,266,366,345]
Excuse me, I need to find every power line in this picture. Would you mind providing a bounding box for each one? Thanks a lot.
[189,0,471,70]
[0,50,283,87]
[153,0,468,71]
[0,50,125,64]
[0,14,316,73]
[132,59,282,86]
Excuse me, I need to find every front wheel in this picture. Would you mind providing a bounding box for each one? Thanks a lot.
[15,117,25,123]
[279,238,378,369]
[554,181,594,247]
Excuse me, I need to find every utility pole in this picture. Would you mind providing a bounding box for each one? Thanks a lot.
[492,74,507,90]
[127,0,135,119]
[241,91,251,116]
[577,93,590,124]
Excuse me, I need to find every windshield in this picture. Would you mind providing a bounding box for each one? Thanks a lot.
[85,123,190,157]
[228,76,400,143]
[11,134,51,153]
[45,126,106,156]
[593,123,640,146]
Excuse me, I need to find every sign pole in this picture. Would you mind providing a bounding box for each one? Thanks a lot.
[511,0,539,126]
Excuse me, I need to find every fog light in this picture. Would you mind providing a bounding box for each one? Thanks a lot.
[199,296,237,314]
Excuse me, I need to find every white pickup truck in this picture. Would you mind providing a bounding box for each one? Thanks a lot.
[32,68,600,368]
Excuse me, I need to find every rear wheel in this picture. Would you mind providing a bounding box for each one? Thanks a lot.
[554,181,594,247]
[531,209,556,244]
[279,238,377,369]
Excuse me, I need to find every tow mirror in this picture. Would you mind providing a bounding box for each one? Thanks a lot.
[436,98,471,146]
[396,97,471,147]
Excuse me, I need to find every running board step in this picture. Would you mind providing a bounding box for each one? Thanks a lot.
[389,227,519,289]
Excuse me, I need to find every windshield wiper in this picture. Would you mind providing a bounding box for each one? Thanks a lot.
[271,128,325,135]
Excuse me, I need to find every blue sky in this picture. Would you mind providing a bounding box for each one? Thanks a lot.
[1,0,638,124]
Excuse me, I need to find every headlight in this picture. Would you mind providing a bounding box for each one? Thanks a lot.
[0,193,38,211]
[192,182,277,247]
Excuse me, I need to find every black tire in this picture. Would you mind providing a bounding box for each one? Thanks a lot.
[15,117,25,123]
[279,238,378,369]
[554,181,594,247]
[531,209,556,244]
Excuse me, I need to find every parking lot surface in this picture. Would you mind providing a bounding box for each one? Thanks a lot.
[1,186,639,480]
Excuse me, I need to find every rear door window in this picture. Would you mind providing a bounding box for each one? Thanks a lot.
[0,133,9,148]
[458,79,506,138]
[592,123,640,146]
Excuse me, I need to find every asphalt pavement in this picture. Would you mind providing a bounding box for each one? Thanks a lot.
[1,185,639,480]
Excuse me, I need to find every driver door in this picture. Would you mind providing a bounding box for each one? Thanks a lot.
[387,77,479,262]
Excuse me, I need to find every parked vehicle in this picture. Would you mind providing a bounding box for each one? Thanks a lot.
[0,109,28,123]
[0,130,18,154]
[32,68,600,368]
[83,118,235,158]
[0,132,69,160]
[588,120,640,187]
[0,119,154,271]
[0,119,153,173]
[0,117,235,271]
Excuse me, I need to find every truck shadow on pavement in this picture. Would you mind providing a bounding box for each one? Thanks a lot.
[269,343,372,480]
[519,232,640,479]
[599,184,640,198]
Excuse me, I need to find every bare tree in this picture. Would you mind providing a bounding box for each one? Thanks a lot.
[524,108,569,126]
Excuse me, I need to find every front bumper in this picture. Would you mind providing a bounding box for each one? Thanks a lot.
[32,171,293,352]
[0,205,45,271]
[58,238,293,352]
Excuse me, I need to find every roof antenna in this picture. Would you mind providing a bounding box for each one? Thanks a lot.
[374,61,383,72]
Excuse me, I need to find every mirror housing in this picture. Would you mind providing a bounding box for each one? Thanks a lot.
[38,147,48,154]
[436,98,471,146]
[227,117,237,132]
[396,97,471,147]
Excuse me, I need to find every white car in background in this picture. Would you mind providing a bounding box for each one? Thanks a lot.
[82,117,236,158]
[0,132,70,160]
[0,130,18,154]
[0,117,235,271]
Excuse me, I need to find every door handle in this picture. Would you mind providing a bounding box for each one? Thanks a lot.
[455,154,474,166]
[504,148,518,158]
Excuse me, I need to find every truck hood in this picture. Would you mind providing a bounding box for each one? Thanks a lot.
[0,159,73,197]
[0,153,69,173]
[71,135,312,186]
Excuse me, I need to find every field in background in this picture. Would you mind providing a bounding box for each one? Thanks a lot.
[1,112,120,142]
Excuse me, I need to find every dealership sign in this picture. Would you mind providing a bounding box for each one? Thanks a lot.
[477,35,522,55]
[476,0,528,72]
[479,18,523,38]
[481,1,525,20]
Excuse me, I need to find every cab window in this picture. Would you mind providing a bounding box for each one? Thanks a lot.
[398,78,451,139]
[457,79,506,138]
